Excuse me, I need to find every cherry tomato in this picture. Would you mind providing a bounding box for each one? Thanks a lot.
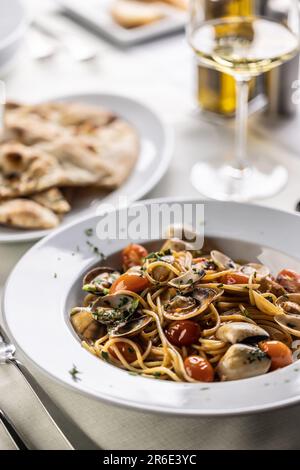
[221,272,249,285]
[110,272,149,294]
[122,244,148,270]
[184,356,214,382]
[165,321,201,346]
[277,269,300,293]
[108,342,141,363]
[259,340,293,371]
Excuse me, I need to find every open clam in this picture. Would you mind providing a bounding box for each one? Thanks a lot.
[240,263,270,278]
[216,322,269,344]
[164,287,223,320]
[168,268,205,290]
[275,313,300,338]
[110,315,152,338]
[276,293,300,315]
[211,250,236,270]
[83,267,120,294]
[91,293,139,325]
[161,238,194,253]
[70,308,105,342]
[216,344,271,381]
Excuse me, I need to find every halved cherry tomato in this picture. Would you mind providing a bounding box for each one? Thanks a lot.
[108,342,141,363]
[221,272,249,285]
[184,356,214,382]
[110,272,149,294]
[277,269,300,293]
[122,244,148,270]
[259,340,293,371]
[165,321,201,347]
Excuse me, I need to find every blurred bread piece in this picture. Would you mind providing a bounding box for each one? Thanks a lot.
[0,142,65,199]
[0,199,60,229]
[111,0,165,28]
[38,119,139,188]
[162,0,187,9]
[138,0,187,9]
[31,188,71,214]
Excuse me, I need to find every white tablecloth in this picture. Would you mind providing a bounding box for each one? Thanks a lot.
[1,0,300,450]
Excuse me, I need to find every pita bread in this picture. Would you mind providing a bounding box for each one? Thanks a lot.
[162,0,187,9]
[0,142,65,199]
[31,188,71,214]
[111,0,165,28]
[0,199,59,229]
[0,100,139,230]
[4,102,116,144]
[37,119,139,188]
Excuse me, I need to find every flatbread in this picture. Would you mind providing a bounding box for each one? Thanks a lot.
[0,100,139,229]
[37,119,139,188]
[0,199,59,229]
[0,142,65,199]
[31,188,71,214]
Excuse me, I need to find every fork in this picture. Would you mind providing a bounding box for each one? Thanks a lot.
[0,408,28,450]
[0,325,99,449]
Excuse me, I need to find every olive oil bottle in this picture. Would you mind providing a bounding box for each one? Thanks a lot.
[196,0,257,116]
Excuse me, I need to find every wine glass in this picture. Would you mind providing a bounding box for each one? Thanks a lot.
[188,0,300,201]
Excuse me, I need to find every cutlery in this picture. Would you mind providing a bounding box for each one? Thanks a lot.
[28,28,59,61]
[0,324,99,449]
[0,408,28,450]
[32,18,98,62]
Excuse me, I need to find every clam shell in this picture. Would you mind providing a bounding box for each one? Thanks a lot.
[276,293,300,315]
[216,344,271,381]
[211,250,236,270]
[275,313,300,338]
[216,322,269,344]
[70,308,105,342]
[241,263,270,278]
[82,267,120,294]
[168,268,205,290]
[110,315,152,338]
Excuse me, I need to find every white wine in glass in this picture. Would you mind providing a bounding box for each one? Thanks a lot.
[188,1,300,201]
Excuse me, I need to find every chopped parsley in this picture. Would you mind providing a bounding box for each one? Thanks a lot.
[69,365,81,382]
[153,372,161,378]
[145,249,172,261]
[101,351,109,361]
[247,349,267,364]
[86,241,105,260]
[85,228,94,237]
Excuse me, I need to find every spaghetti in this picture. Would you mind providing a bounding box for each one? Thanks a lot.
[71,239,300,382]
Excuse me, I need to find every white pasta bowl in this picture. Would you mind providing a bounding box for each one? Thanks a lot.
[3,199,300,416]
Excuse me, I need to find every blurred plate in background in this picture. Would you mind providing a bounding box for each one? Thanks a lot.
[0,0,27,77]
[56,0,186,47]
[0,93,173,243]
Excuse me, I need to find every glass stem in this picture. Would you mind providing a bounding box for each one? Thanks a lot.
[234,78,250,172]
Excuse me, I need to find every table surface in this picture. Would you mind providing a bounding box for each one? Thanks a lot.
[1,0,300,450]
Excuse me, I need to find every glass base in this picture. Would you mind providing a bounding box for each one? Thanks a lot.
[190,160,288,202]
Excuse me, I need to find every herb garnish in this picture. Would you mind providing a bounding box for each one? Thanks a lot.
[69,365,81,382]
[101,351,109,361]
[153,372,161,378]
[85,228,94,237]
[86,240,105,260]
